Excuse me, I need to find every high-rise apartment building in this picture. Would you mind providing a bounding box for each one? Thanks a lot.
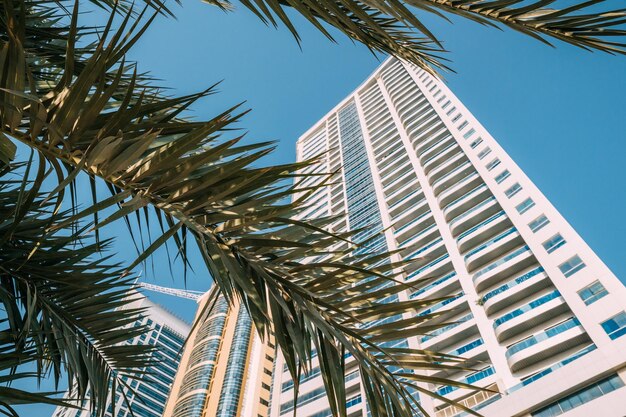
[162,292,275,417]
[269,58,626,417]
[52,293,190,417]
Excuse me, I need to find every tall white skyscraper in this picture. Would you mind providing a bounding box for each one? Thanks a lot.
[52,293,190,417]
[270,58,626,417]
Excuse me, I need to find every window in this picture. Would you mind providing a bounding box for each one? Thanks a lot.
[516,198,535,214]
[463,128,476,139]
[601,312,626,340]
[265,354,273,361]
[505,183,522,198]
[262,382,271,391]
[434,90,441,97]
[495,170,510,184]
[578,281,608,305]
[531,374,624,417]
[442,100,451,109]
[486,158,501,171]
[543,233,566,253]
[559,255,586,277]
[477,147,492,160]
[263,368,272,376]
[528,214,549,232]
[470,137,483,148]
[458,120,469,130]
[437,94,446,103]
[260,398,270,407]
[451,113,462,123]
[429,84,437,92]
[446,106,457,116]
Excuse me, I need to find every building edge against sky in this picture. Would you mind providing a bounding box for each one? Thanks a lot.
[162,291,275,417]
[269,57,626,417]
[52,293,190,417]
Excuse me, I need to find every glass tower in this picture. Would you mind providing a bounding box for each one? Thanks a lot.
[52,293,190,417]
[269,58,626,417]
[163,294,275,417]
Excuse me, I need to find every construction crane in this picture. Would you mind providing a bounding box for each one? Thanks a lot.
[137,282,205,301]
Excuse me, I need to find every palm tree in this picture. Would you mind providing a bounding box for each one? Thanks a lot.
[0,0,624,416]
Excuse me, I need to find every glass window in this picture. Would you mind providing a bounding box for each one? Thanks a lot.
[505,182,522,198]
[463,128,476,139]
[458,120,469,130]
[451,113,462,123]
[437,94,446,103]
[495,170,510,184]
[446,106,457,116]
[470,137,483,148]
[477,147,492,160]
[486,158,501,171]
[558,255,586,277]
[442,100,451,109]
[531,374,624,417]
[543,233,566,253]
[529,214,549,232]
[578,281,608,305]
[516,198,535,214]
[601,312,626,340]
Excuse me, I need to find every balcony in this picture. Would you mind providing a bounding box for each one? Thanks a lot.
[404,237,445,261]
[442,184,490,221]
[394,209,433,242]
[382,167,414,193]
[434,367,497,404]
[405,254,453,283]
[481,267,550,315]
[419,135,455,162]
[428,153,469,184]
[456,211,512,253]
[472,246,537,292]
[431,161,474,198]
[397,220,437,248]
[437,173,483,208]
[449,197,500,238]
[405,242,448,274]
[505,317,588,373]
[410,271,460,300]
[420,313,475,351]
[388,194,425,218]
[385,181,420,203]
[464,228,523,272]
[493,290,569,342]
[423,145,463,175]
[416,131,453,157]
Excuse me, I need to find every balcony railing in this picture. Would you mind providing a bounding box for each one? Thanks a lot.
[464,227,517,260]
[449,196,496,230]
[480,267,545,304]
[436,367,495,396]
[406,254,450,281]
[420,313,473,343]
[443,184,488,217]
[457,211,506,241]
[505,317,581,359]
[493,290,561,328]
[394,211,432,237]
[418,293,464,317]
[407,238,443,260]
[473,245,531,284]
[410,271,457,299]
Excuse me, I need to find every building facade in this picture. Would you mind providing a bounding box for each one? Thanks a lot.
[162,293,275,417]
[269,58,626,417]
[52,293,190,417]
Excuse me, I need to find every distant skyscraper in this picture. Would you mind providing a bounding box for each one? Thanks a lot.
[270,58,626,417]
[53,293,190,417]
[162,293,275,417]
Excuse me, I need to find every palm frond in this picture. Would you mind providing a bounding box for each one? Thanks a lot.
[0,158,154,417]
[1,2,483,416]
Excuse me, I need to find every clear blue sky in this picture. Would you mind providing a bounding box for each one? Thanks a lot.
[20,1,626,414]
